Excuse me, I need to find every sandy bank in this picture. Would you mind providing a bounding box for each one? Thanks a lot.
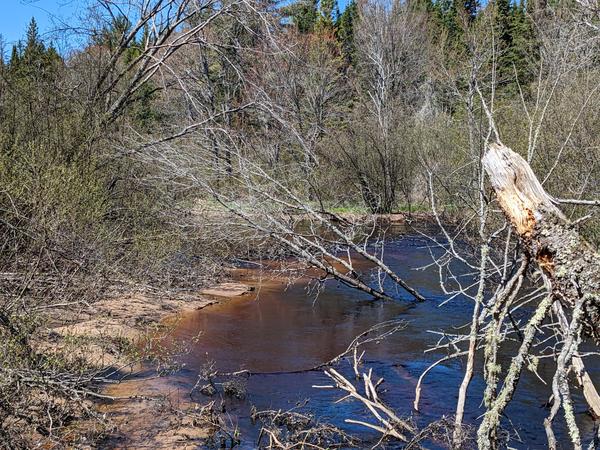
[47,281,252,448]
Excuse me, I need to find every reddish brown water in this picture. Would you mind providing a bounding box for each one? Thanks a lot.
[171,274,409,374]
[109,234,600,448]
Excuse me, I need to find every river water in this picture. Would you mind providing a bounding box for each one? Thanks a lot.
[118,232,600,448]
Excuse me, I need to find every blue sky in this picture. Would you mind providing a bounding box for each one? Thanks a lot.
[0,0,82,52]
[0,0,353,57]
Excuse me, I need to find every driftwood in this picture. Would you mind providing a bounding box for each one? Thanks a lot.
[482,142,600,422]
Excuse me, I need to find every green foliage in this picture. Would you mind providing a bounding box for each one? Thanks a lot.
[130,81,163,130]
[316,0,339,31]
[432,0,461,41]
[463,0,480,20]
[283,0,319,32]
[1,2,600,446]
[506,0,538,86]
[490,0,538,90]
[7,18,62,83]
[336,0,358,65]
[0,18,181,277]
[92,14,132,49]
[427,0,478,42]
[494,0,513,45]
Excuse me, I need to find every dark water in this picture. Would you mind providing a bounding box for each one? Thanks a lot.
[151,234,599,448]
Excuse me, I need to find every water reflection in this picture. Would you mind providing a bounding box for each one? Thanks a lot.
[127,234,600,448]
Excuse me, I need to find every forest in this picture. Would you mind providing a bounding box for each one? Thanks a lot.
[1,0,600,448]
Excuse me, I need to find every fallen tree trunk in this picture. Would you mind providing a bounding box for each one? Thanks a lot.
[482,142,600,341]
[481,142,600,422]
[553,301,600,419]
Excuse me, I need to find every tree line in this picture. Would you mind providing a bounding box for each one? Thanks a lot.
[1,0,600,447]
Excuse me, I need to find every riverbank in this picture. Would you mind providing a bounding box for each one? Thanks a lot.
[90,229,598,449]
[46,280,253,448]
[50,212,432,448]
[93,264,343,449]
[39,219,596,449]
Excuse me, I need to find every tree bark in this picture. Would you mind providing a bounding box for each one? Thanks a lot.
[482,142,600,422]
[482,142,600,342]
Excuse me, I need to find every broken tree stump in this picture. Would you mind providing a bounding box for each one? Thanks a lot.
[483,142,600,340]
[482,142,600,417]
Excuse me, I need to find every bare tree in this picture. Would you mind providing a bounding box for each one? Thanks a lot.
[336,0,430,213]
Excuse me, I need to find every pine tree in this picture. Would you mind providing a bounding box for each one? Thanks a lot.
[26,18,39,45]
[316,0,338,30]
[463,0,480,21]
[0,35,5,69]
[23,18,45,62]
[93,15,132,50]
[9,44,21,72]
[7,19,62,83]
[507,0,537,86]
[432,0,461,42]
[526,0,548,19]
[45,44,61,67]
[491,0,537,90]
[494,0,512,48]
[19,17,50,81]
[427,0,481,46]
[283,0,319,33]
[336,0,358,65]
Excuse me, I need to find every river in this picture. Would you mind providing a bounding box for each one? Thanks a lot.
[107,232,600,448]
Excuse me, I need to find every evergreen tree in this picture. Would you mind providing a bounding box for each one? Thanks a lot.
[0,35,5,69]
[15,17,53,80]
[9,44,21,72]
[5,19,62,93]
[432,0,461,42]
[428,0,481,45]
[316,0,338,30]
[494,0,513,47]
[282,0,319,33]
[25,18,41,48]
[336,0,358,65]
[491,0,537,90]
[23,18,45,64]
[45,43,62,68]
[463,0,480,21]
[93,15,132,50]
[526,0,548,19]
[507,0,537,85]
[411,0,435,13]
